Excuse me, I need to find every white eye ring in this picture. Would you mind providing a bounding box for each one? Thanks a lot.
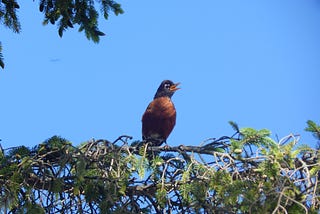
[164,83,171,89]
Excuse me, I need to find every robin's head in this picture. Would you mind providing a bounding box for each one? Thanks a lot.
[154,80,180,99]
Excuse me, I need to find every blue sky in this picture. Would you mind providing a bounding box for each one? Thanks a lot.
[0,0,319,149]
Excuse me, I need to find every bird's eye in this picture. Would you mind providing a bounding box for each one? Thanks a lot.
[164,83,171,89]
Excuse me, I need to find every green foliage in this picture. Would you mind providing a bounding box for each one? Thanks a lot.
[0,122,319,213]
[0,43,4,69]
[239,127,274,147]
[14,202,45,214]
[155,186,167,208]
[0,0,20,69]
[305,120,320,142]
[136,146,148,178]
[8,145,31,159]
[229,120,240,132]
[39,0,124,42]
[0,0,124,69]
[37,135,73,164]
[0,0,21,33]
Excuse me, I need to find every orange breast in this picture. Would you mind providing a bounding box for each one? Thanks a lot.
[142,97,176,141]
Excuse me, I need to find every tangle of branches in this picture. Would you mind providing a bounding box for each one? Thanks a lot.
[0,124,319,213]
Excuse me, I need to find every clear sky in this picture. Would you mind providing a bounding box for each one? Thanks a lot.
[0,0,319,149]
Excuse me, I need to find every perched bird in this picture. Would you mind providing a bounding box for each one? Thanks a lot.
[142,80,180,146]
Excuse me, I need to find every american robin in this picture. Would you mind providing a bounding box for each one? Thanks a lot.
[142,80,180,146]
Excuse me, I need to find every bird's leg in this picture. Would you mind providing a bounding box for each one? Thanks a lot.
[162,140,170,150]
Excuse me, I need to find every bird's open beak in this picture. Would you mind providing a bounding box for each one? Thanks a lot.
[170,82,181,92]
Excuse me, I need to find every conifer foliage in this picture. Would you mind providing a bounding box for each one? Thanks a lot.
[0,0,124,68]
[0,121,319,213]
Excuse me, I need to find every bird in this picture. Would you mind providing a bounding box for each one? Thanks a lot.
[142,80,180,147]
